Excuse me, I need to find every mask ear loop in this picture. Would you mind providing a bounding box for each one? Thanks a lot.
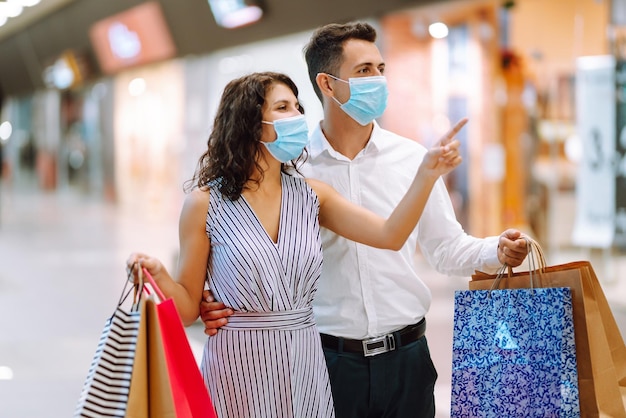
[318,73,348,107]
[321,73,347,84]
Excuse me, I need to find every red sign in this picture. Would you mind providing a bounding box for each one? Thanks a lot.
[89,1,176,75]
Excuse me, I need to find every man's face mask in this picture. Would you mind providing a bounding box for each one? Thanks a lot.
[327,74,389,126]
[261,114,309,163]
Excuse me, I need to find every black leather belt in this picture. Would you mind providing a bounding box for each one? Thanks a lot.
[320,318,426,357]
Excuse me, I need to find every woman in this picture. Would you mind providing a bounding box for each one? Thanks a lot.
[127,72,463,417]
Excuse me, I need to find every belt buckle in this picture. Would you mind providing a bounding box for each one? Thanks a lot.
[362,334,395,357]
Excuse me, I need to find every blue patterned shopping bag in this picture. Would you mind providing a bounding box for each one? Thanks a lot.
[450,287,580,418]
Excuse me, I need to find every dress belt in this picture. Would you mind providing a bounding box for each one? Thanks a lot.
[320,318,427,357]
[223,307,315,331]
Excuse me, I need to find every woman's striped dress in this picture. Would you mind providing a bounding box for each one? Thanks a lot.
[200,173,334,418]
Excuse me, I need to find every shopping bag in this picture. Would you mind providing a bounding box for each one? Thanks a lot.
[450,284,580,417]
[126,296,177,418]
[139,267,217,418]
[74,281,142,417]
[471,240,626,417]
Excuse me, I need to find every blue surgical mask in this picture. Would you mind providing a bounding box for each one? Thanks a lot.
[327,74,388,126]
[261,114,309,163]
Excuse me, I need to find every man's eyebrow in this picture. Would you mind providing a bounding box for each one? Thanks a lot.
[354,61,385,69]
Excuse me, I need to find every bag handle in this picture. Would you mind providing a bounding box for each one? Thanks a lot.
[125,261,168,304]
[526,236,547,271]
[136,264,167,302]
[109,263,145,320]
[488,235,544,295]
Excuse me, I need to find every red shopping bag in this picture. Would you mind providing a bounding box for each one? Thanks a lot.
[143,268,217,418]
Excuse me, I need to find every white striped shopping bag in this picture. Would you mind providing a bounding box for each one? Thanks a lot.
[74,282,143,417]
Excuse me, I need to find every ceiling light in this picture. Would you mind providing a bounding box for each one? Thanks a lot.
[429,22,449,39]
[0,2,23,18]
[0,122,12,142]
[207,0,264,29]
[128,77,146,97]
[10,0,42,7]
[0,366,14,380]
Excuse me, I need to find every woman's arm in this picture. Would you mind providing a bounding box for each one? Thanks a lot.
[310,118,466,250]
[128,188,210,326]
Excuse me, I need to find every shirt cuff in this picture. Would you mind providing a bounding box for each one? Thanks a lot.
[481,235,502,272]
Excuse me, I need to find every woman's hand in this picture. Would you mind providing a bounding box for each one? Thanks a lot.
[126,251,205,326]
[126,252,165,284]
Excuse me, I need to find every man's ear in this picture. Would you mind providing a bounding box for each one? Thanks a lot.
[316,73,334,97]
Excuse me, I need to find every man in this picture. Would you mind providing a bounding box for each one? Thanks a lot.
[201,22,528,418]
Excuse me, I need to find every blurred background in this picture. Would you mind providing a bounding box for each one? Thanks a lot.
[0,0,625,417]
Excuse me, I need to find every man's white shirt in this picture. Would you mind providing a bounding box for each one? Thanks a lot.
[301,121,500,339]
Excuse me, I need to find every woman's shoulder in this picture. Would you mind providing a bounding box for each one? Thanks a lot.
[302,177,331,202]
[283,172,316,189]
[183,187,211,214]
[189,185,210,199]
[279,172,320,201]
[178,187,212,235]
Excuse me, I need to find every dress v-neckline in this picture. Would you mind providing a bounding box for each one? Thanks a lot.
[240,174,284,246]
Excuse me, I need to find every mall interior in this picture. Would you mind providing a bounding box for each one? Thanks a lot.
[1,0,626,249]
[0,0,626,417]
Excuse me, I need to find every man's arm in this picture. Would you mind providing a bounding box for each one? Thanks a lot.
[416,176,530,276]
[199,289,233,336]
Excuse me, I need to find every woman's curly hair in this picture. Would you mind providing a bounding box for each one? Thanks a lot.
[184,72,306,200]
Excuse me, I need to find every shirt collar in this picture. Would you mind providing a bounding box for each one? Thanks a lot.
[308,120,383,160]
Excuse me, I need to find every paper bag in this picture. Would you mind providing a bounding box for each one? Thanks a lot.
[472,259,626,417]
[143,267,217,418]
[126,297,177,418]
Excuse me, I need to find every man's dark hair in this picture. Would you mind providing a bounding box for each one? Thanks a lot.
[303,22,377,102]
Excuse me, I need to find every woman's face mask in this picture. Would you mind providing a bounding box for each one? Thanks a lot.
[261,114,309,163]
[327,74,389,126]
